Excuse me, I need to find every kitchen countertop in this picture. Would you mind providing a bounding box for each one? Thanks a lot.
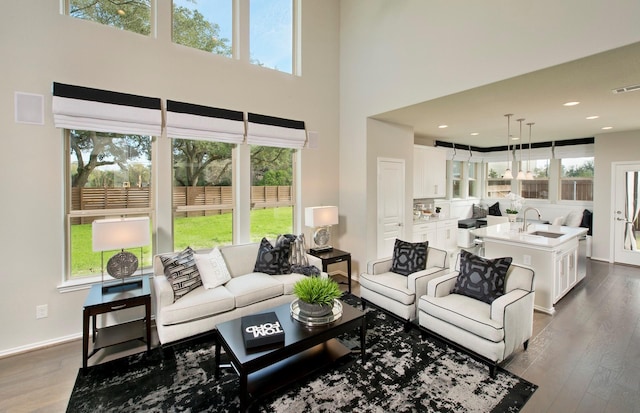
[471,223,588,248]
[413,216,458,224]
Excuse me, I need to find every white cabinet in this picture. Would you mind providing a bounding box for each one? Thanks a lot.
[413,145,446,198]
[413,218,457,251]
[413,221,437,244]
[554,247,578,304]
[436,219,458,251]
[483,235,582,314]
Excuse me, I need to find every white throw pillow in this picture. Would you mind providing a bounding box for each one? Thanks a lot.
[193,247,232,289]
[564,210,583,227]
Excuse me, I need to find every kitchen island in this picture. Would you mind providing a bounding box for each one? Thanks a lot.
[472,223,588,314]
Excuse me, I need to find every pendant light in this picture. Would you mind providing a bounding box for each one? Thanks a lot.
[503,114,514,179]
[526,122,534,180]
[516,118,526,180]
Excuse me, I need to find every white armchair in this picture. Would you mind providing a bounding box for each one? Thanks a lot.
[418,256,535,376]
[359,247,448,327]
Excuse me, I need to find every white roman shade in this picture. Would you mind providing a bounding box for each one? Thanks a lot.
[52,82,162,136]
[246,112,306,149]
[552,142,594,158]
[165,100,245,144]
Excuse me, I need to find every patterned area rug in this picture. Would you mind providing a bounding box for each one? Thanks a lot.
[67,294,536,412]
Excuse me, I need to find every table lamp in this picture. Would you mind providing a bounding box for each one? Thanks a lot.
[305,206,338,253]
[92,217,150,292]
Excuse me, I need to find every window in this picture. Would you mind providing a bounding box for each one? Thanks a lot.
[451,161,462,198]
[521,159,550,199]
[468,162,478,197]
[250,146,295,241]
[250,0,293,73]
[172,139,234,251]
[560,157,594,201]
[486,161,512,198]
[172,0,232,57]
[68,0,151,35]
[67,130,153,278]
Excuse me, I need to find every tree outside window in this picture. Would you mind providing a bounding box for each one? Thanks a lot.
[172,0,232,56]
[560,157,594,201]
[250,146,295,241]
[486,161,512,198]
[68,130,153,278]
[172,139,234,251]
[521,159,550,200]
[69,0,151,35]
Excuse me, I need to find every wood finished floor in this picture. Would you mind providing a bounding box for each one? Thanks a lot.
[1,264,639,413]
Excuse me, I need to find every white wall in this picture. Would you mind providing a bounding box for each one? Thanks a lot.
[592,131,640,261]
[365,119,415,261]
[339,0,640,270]
[0,1,340,354]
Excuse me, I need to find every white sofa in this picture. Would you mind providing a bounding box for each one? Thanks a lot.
[359,247,448,325]
[418,258,535,376]
[153,242,322,345]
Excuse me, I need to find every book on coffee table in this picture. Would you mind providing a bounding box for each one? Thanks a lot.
[241,312,285,349]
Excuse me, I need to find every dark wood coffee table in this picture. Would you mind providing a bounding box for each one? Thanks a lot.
[214,300,366,412]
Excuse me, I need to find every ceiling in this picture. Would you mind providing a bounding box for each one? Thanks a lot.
[373,41,640,148]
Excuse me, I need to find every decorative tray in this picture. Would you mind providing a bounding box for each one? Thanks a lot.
[290,299,343,326]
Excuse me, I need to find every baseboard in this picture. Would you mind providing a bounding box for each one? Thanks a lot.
[328,270,359,282]
[0,332,82,359]
[0,315,158,359]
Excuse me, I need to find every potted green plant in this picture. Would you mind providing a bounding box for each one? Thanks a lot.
[293,276,342,317]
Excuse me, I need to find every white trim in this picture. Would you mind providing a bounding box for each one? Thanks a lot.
[0,333,81,359]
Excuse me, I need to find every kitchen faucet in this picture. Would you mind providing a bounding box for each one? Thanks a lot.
[521,207,541,232]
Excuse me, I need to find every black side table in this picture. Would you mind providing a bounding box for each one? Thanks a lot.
[82,276,151,373]
[307,248,352,293]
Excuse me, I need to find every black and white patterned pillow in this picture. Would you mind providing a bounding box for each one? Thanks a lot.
[254,237,291,275]
[390,239,429,276]
[159,247,202,302]
[452,250,512,304]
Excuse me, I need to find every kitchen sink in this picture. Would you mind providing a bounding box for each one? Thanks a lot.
[528,231,564,238]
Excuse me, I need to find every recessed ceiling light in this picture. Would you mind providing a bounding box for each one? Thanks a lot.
[563,101,580,106]
[586,115,599,120]
[438,124,448,129]
[602,126,613,130]
[470,132,479,136]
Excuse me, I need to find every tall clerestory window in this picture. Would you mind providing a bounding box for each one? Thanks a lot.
[172,0,233,57]
[68,0,151,35]
[250,0,294,74]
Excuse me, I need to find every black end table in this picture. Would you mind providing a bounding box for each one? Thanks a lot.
[82,276,151,373]
[307,248,352,293]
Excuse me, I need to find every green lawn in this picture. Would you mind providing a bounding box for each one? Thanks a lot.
[71,207,293,277]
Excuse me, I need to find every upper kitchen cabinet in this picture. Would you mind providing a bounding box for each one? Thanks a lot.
[413,145,446,198]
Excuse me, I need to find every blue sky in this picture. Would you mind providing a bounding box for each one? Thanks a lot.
[173,0,292,73]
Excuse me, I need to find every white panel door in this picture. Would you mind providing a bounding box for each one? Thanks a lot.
[377,158,405,259]
[613,162,640,266]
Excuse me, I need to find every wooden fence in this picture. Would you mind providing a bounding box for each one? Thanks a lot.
[487,179,593,201]
[71,185,293,222]
[560,179,593,201]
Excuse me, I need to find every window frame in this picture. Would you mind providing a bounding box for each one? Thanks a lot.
[559,156,594,202]
[63,129,155,286]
